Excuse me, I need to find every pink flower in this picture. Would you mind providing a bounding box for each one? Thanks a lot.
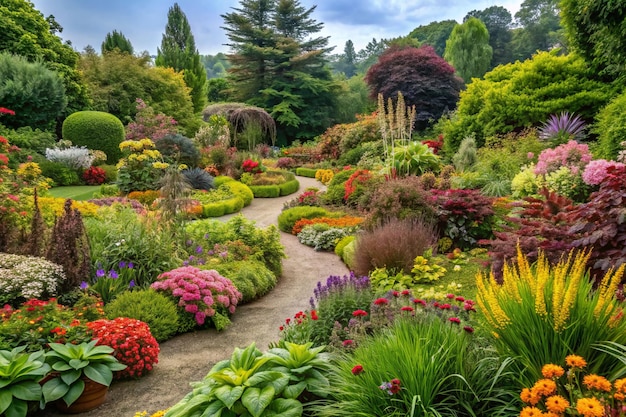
[343,340,354,347]
[582,159,625,185]
[185,304,198,313]
[195,311,206,325]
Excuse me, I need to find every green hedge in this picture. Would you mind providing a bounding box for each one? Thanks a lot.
[222,196,244,214]
[277,206,332,233]
[214,176,254,206]
[212,260,277,304]
[279,179,300,196]
[202,202,226,217]
[296,167,318,177]
[249,185,281,198]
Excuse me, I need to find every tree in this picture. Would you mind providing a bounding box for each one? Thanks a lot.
[156,2,207,113]
[465,6,513,68]
[0,0,89,118]
[444,17,493,83]
[332,40,357,77]
[560,0,626,79]
[0,52,67,130]
[365,45,463,130]
[222,0,339,144]
[101,30,134,55]
[207,78,232,102]
[200,53,231,78]
[408,20,457,57]
[511,0,563,61]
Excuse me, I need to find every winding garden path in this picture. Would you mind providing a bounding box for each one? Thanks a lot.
[41,176,349,417]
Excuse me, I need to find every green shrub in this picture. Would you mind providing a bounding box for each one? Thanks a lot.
[213,260,277,303]
[221,180,253,206]
[594,90,626,160]
[104,289,179,342]
[38,160,81,186]
[298,224,349,251]
[97,183,120,197]
[277,206,332,233]
[156,133,200,167]
[202,202,226,217]
[295,167,318,177]
[279,178,300,196]
[222,196,244,214]
[341,239,356,269]
[98,164,118,183]
[322,167,356,205]
[0,125,56,154]
[249,184,280,197]
[441,51,616,155]
[334,235,355,258]
[62,111,125,164]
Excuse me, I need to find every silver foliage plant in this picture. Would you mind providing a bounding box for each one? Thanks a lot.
[45,146,95,170]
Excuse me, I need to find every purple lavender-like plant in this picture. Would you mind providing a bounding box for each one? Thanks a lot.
[310,272,370,308]
[538,111,586,143]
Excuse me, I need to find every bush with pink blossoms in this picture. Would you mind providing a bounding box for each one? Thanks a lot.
[150,266,242,331]
[534,140,592,176]
[581,159,625,186]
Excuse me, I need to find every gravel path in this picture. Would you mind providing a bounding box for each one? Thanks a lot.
[39,176,349,417]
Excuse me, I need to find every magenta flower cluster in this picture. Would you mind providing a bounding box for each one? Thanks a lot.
[150,266,242,325]
[582,159,626,185]
[534,140,592,176]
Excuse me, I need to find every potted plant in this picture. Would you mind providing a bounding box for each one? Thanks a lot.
[42,340,126,413]
[0,346,51,417]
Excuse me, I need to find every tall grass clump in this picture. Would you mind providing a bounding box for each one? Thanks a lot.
[315,317,479,416]
[476,247,626,387]
[353,217,438,277]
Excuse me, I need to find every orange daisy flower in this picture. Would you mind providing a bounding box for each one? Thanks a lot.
[532,379,557,396]
[545,395,570,414]
[565,354,587,369]
[583,374,612,392]
[542,364,565,379]
[519,406,543,417]
[576,397,605,417]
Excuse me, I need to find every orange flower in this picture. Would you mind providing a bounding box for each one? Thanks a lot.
[545,395,570,414]
[520,388,533,404]
[565,354,587,369]
[576,397,604,417]
[532,379,557,396]
[542,364,565,379]
[614,378,626,393]
[519,406,543,417]
[614,392,625,401]
[583,374,612,392]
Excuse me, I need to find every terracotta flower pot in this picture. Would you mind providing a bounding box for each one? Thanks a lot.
[54,378,108,414]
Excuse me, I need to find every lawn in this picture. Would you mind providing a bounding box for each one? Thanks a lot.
[48,185,101,201]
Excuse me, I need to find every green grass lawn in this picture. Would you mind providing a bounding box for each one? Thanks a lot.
[48,185,100,201]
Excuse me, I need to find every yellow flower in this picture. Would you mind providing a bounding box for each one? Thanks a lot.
[583,374,612,392]
[545,395,569,414]
[152,162,169,170]
[565,354,587,369]
[575,397,604,417]
[614,378,626,393]
[519,406,543,417]
[542,364,565,379]
[532,379,557,396]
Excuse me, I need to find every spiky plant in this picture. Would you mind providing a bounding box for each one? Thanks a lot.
[538,112,586,144]
[182,168,215,191]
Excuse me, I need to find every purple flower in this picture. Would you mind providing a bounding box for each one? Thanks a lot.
[80,281,89,290]
[219,251,228,258]
[96,269,106,278]
[128,262,134,269]
[129,280,135,288]
[203,233,209,240]
[195,246,203,254]
[109,270,119,279]
[119,261,127,269]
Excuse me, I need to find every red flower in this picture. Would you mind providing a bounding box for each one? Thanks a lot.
[351,364,364,375]
[449,317,461,324]
[412,299,426,306]
[374,298,389,305]
[389,378,402,394]
[0,107,15,116]
[455,296,465,302]
[463,326,474,333]
[391,290,400,297]
[279,326,284,331]
[400,306,414,312]
[401,290,410,296]
[446,293,455,299]
[343,340,354,347]
[439,303,452,310]
[352,309,368,317]
[310,310,318,320]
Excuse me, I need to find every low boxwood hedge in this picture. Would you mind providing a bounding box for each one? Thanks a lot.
[295,167,318,177]
[279,179,300,196]
[277,206,333,233]
[249,184,281,198]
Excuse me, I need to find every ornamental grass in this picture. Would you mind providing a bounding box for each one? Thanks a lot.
[477,246,626,387]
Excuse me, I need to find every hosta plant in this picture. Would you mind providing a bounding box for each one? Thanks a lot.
[0,346,50,417]
[42,340,126,407]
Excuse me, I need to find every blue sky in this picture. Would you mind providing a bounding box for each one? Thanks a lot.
[30,0,524,56]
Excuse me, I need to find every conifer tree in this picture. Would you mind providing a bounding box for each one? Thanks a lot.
[101,30,134,55]
[156,3,207,113]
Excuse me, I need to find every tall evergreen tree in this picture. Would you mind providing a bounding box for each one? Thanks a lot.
[465,6,513,68]
[101,30,134,55]
[444,17,493,83]
[222,0,339,144]
[156,3,207,113]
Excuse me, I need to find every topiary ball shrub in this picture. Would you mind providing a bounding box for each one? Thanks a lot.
[183,167,215,190]
[104,289,179,342]
[62,111,125,164]
[213,260,277,303]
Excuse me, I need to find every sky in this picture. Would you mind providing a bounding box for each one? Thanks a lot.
[30,0,524,56]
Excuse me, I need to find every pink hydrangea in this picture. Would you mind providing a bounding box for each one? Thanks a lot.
[582,159,625,185]
[534,140,593,175]
[151,266,242,326]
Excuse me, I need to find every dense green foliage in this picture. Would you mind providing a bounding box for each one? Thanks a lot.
[510,0,563,62]
[0,0,90,115]
[465,6,513,68]
[0,53,66,130]
[101,30,134,55]
[441,51,615,154]
[214,260,277,303]
[156,3,207,113]
[222,0,339,144]
[593,90,626,160]
[61,111,125,164]
[444,18,492,83]
[408,20,456,57]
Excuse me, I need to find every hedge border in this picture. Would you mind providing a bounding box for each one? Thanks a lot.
[295,167,318,177]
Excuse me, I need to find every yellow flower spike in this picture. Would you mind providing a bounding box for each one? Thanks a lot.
[534,254,549,317]
[501,262,522,304]
[553,250,588,332]
[476,271,510,329]
[594,264,625,323]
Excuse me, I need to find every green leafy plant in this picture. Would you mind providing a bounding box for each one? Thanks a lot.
[411,249,447,283]
[0,346,51,417]
[391,141,441,176]
[42,340,126,407]
[368,268,415,293]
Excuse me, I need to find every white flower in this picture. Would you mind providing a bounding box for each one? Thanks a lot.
[453,265,461,271]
